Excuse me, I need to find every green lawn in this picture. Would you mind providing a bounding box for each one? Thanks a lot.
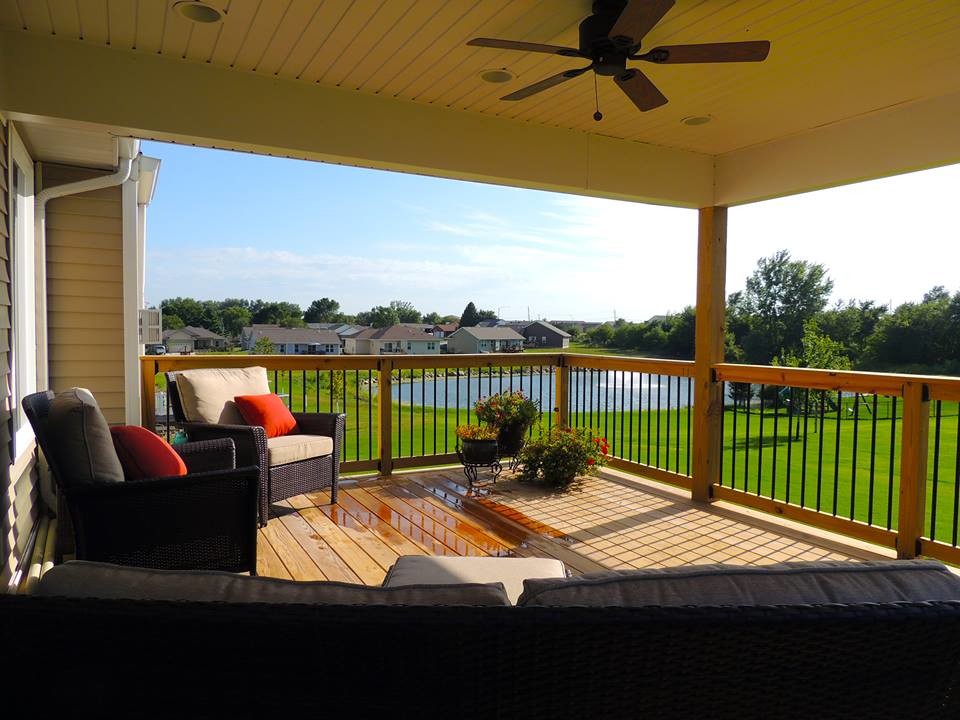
[527,342,672,358]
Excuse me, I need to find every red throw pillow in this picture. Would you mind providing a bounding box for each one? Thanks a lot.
[110,426,188,481]
[234,393,298,438]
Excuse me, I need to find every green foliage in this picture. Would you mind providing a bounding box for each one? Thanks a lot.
[517,428,609,489]
[474,391,540,429]
[422,311,444,325]
[389,300,421,323]
[587,323,614,347]
[728,250,833,364]
[220,305,251,338]
[303,297,341,323]
[163,313,185,330]
[363,305,400,328]
[251,336,275,355]
[455,425,498,440]
[251,300,303,327]
[864,288,960,371]
[477,308,498,322]
[779,321,852,371]
[460,302,480,327]
[811,300,886,363]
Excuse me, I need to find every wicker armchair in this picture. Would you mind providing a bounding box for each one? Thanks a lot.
[22,391,259,573]
[165,372,345,526]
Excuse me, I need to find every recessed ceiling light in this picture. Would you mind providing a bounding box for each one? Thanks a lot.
[480,69,515,84]
[682,115,712,126]
[173,1,224,24]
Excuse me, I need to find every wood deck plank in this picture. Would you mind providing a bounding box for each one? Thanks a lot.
[256,528,293,579]
[271,500,361,583]
[315,503,402,572]
[297,504,389,585]
[335,489,439,556]
[262,512,329,581]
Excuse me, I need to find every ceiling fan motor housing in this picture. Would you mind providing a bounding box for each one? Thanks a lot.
[582,0,632,76]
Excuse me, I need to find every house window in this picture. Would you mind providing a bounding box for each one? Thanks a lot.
[427,342,436,350]
[9,128,37,457]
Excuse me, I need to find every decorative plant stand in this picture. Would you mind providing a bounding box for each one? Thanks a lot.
[497,424,527,473]
[456,439,502,488]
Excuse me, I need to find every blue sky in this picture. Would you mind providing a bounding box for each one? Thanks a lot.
[143,140,960,322]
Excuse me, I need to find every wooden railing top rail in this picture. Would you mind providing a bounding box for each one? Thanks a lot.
[389,353,562,370]
[563,355,694,376]
[144,354,380,373]
[714,363,919,397]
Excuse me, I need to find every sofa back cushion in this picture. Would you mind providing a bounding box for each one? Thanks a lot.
[175,367,270,425]
[517,560,960,607]
[110,426,188,481]
[47,388,124,489]
[37,561,512,606]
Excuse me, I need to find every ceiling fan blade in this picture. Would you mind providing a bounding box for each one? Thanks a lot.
[639,41,771,64]
[467,38,584,58]
[614,69,668,112]
[609,0,675,47]
[501,67,591,101]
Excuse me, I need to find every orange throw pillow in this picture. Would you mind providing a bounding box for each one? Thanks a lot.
[110,426,188,481]
[234,393,298,438]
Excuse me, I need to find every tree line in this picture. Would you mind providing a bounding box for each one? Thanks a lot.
[585,249,960,375]
[160,297,500,337]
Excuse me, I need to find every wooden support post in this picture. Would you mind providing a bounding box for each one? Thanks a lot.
[555,357,570,429]
[378,358,394,477]
[140,358,157,429]
[897,381,930,558]
[692,206,728,503]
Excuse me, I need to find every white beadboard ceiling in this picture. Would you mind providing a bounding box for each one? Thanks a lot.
[2,1,960,157]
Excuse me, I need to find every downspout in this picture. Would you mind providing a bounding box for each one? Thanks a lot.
[34,137,138,388]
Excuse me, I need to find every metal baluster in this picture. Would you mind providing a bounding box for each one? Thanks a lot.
[786,387,794,503]
[849,393,861,519]
[816,392,826,512]
[886,397,897,531]
[867,394,879,526]
[771,386,779,500]
[931,400,943,540]
[743,388,751,492]
[656,375,662,468]
[832,391,842,516]
[675,375,681,473]
[628,372,634,462]
[730,384,738,488]
[801,388,810,507]
[757,385,765,495]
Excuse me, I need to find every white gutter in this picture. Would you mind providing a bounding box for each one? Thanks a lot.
[34,137,139,389]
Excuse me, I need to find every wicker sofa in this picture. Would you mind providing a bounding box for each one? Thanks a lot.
[5,558,960,718]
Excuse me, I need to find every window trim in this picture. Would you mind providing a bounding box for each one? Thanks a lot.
[9,125,37,460]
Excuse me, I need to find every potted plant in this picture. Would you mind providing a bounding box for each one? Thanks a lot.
[516,428,609,490]
[474,390,540,457]
[455,424,500,465]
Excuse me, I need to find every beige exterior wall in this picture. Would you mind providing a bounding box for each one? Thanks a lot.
[43,164,125,424]
[0,118,41,588]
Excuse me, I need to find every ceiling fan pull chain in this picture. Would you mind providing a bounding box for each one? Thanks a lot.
[593,73,603,122]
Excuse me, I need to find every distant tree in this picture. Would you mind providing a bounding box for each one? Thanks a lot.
[813,300,887,364]
[588,324,614,347]
[221,305,251,338]
[477,309,498,322]
[865,289,956,370]
[728,250,833,364]
[303,298,341,323]
[163,313,185,331]
[389,300,421,323]
[441,315,460,324]
[422,311,444,325]
[460,302,481,327]
[780,321,852,372]
[368,305,400,328]
[251,301,303,326]
[251,336,275,355]
[663,306,695,359]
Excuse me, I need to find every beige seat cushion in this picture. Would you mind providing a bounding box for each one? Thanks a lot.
[267,434,334,467]
[382,556,567,605]
[176,366,269,424]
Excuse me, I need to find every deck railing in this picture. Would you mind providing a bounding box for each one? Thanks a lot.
[141,353,960,565]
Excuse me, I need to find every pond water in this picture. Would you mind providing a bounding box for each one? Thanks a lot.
[387,370,692,412]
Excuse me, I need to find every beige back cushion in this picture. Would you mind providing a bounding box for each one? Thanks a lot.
[176,366,270,424]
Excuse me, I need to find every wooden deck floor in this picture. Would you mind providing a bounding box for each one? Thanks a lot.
[256,468,876,582]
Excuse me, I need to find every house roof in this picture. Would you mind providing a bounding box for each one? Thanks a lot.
[527,321,571,338]
[433,323,459,333]
[162,326,226,341]
[356,325,440,342]
[398,323,433,333]
[246,325,340,345]
[454,327,525,341]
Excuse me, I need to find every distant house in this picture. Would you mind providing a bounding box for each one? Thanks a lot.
[162,326,229,353]
[398,322,434,334]
[521,320,571,349]
[476,319,506,327]
[343,325,441,355]
[432,322,459,338]
[447,326,525,354]
[241,324,341,355]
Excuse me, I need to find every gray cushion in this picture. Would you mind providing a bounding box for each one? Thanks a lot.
[516,560,960,607]
[37,561,512,606]
[47,388,124,488]
[383,556,567,605]
[267,434,334,466]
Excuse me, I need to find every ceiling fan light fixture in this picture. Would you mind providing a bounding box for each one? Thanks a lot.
[480,69,515,84]
[682,115,712,126]
[173,1,224,25]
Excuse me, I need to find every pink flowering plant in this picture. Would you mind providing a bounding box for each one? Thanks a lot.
[516,427,609,490]
[474,390,540,430]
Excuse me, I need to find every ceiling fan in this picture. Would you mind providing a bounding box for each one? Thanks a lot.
[467,0,770,116]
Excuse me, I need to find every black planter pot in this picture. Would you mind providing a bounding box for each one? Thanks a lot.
[497,423,528,457]
[460,438,499,465]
